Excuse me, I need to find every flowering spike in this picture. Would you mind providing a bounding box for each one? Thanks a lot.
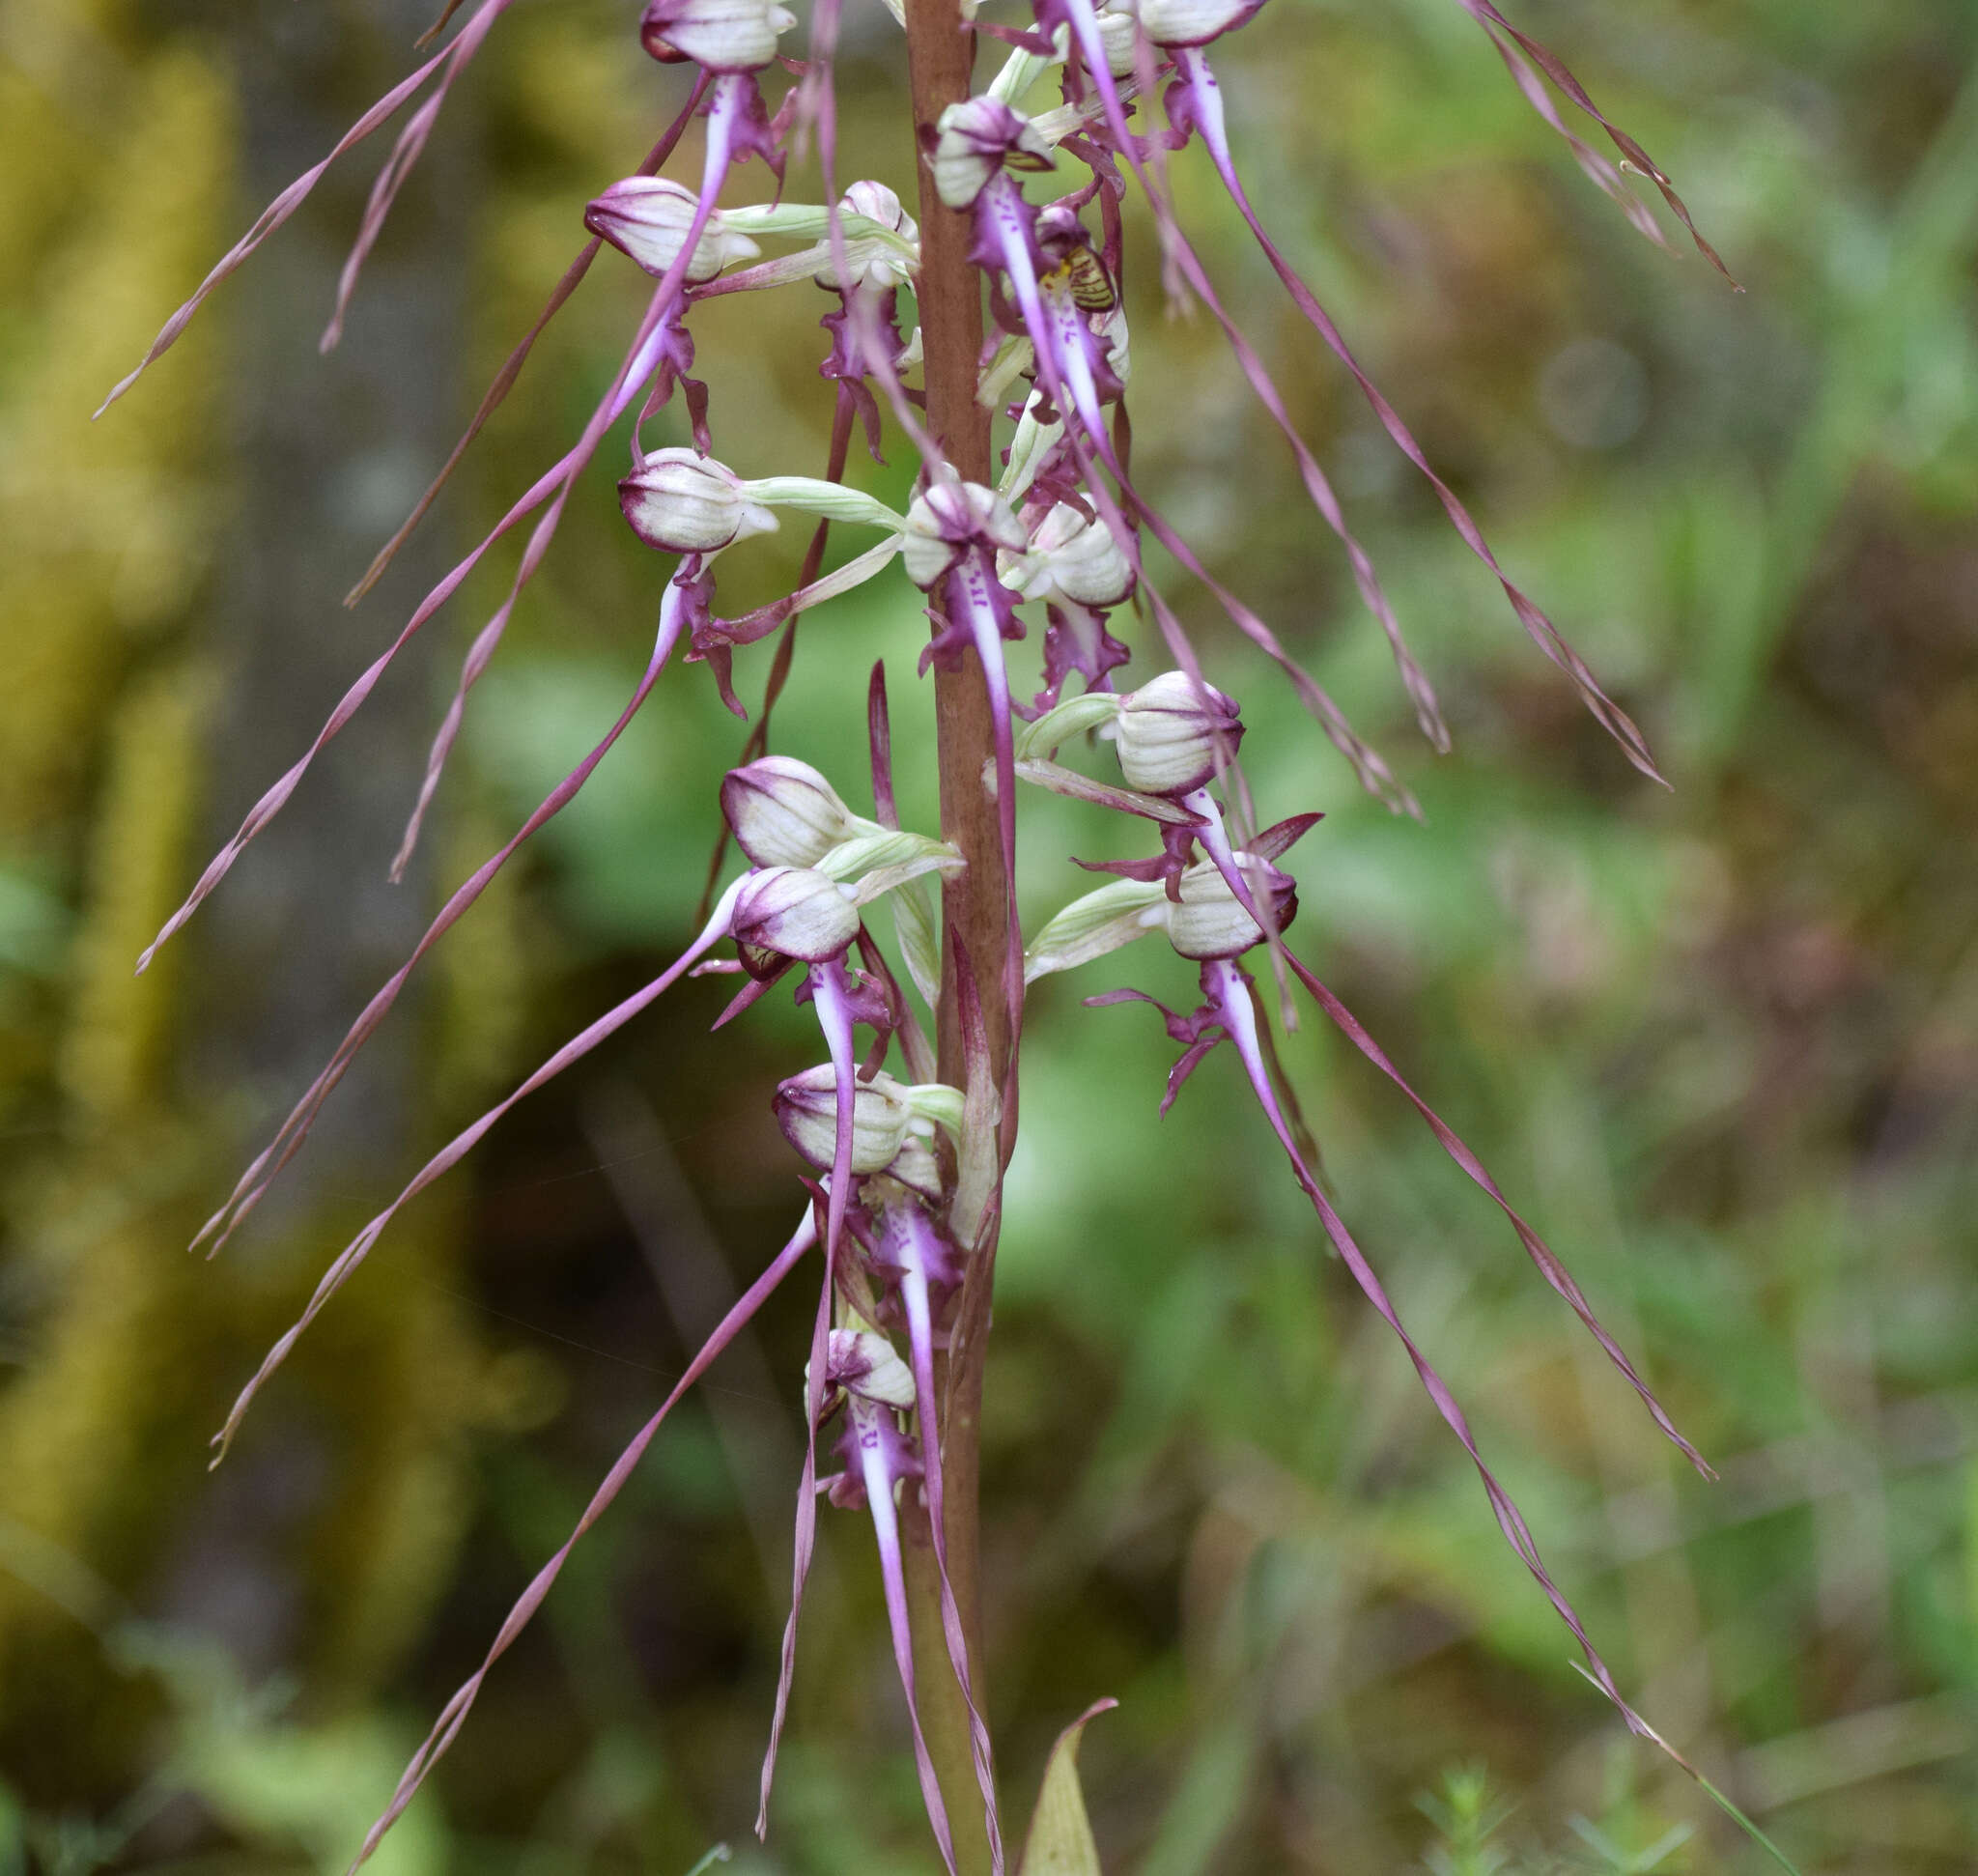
[130,0,1741,1857]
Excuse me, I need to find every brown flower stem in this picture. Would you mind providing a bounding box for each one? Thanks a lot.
[904,2,1005,1868]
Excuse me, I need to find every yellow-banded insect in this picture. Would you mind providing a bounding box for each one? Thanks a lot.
[1059,243,1118,313]
[1044,242,1123,312]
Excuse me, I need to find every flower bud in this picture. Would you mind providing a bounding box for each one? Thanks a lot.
[729,867,861,976]
[638,0,797,70]
[816,181,918,292]
[721,755,862,868]
[825,1328,917,1410]
[1096,0,1142,74]
[1166,853,1298,959]
[1137,0,1266,48]
[774,1066,917,1175]
[618,447,778,554]
[929,97,1053,211]
[1001,502,1134,609]
[902,479,1028,589]
[1113,670,1244,796]
[583,178,761,284]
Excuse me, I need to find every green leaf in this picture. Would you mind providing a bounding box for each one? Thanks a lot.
[1017,1698,1116,1876]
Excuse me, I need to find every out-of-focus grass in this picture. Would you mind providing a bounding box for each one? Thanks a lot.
[3,0,1975,1871]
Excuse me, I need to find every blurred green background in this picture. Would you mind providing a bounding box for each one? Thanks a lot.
[3,0,1975,1869]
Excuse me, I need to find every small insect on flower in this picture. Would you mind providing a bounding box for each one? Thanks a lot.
[1035,203,1117,313]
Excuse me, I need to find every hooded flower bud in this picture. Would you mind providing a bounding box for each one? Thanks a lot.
[638,0,797,70]
[774,1066,917,1175]
[1136,0,1267,48]
[618,448,778,555]
[721,755,864,868]
[1096,0,1143,74]
[929,97,1053,211]
[1001,502,1135,609]
[1166,853,1298,959]
[1113,670,1245,796]
[816,181,919,291]
[729,867,861,976]
[583,178,762,284]
[902,480,1028,589]
[824,1329,918,1410]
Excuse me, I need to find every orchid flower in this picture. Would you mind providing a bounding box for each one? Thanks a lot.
[95,0,1747,1863]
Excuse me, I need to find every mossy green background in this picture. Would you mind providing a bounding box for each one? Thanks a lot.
[2,0,1974,1869]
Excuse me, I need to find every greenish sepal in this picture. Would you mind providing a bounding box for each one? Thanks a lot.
[816,829,959,884]
[986,33,1061,107]
[849,853,965,905]
[1014,692,1123,761]
[902,1081,967,1140]
[720,206,918,267]
[978,333,1036,411]
[1023,877,1168,982]
[1030,76,1143,149]
[736,478,907,531]
[998,386,1060,501]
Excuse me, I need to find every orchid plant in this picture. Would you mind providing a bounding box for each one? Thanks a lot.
[97,0,1775,1867]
